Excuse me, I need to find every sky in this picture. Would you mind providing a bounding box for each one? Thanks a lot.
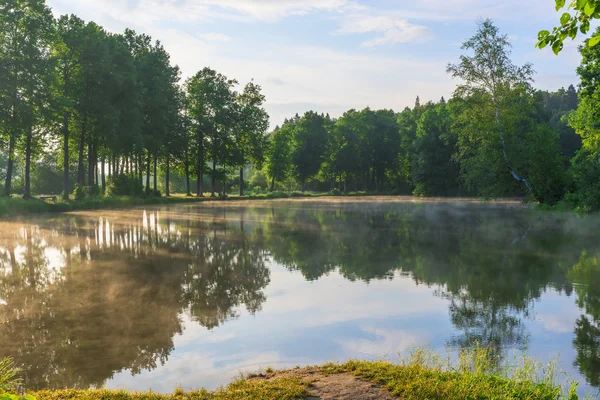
[46,0,585,128]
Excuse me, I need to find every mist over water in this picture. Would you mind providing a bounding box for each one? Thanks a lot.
[0,199,598,395]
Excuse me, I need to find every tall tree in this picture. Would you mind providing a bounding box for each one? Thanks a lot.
[291,111,328,192]
[185,68,237,197]
[235,81,269,196]
[447,19,542,202]
[265,124,293,192]
[0,0,54,197]
[52,15,86,199]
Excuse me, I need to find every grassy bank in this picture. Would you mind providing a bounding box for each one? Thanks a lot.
[23,360,581,400]
[1,347,585,400]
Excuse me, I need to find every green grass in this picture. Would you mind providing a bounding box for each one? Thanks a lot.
[2,346,587,400]
[0,357,20,388]
[32,378,310,400]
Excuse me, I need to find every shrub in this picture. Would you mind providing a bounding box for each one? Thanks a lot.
[331,188,342,196]
[106,175,144,197]
[73,185,102,201]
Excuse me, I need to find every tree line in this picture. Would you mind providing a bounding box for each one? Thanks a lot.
[0,0,269,200]
[2,1,600,209]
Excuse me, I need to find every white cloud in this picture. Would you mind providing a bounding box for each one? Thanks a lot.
[336,327,430,361]
[201,0,349,22]
[200,33,232,42]
[338,15,433,47]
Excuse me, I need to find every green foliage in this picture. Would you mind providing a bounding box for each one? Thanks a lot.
[0,358,20,390]
[265,124,293,191]
[106,175,144,197]
[563,153,600,211]
[563,27,600,210]
[290,111,330,190]
[538,0,600,54]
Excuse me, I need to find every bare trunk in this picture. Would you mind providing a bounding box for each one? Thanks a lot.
[239,167,244,196]
[196,132,204,197]
[165,157,170,197]
[101,157,106,194]
[145,153,151,195]
[87,140,94,187]
[77,117,87,186]
[270,176,275,192]
[185,157,191,196]
[153,155,158,192]
[63,111,70,200]
[4,131,16,196]
[24,125,32,199]
[211,158,216,197]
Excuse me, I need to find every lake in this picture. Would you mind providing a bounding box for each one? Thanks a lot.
[0,198,599,395]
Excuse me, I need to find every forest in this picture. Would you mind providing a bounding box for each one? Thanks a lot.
[1,0,600,209]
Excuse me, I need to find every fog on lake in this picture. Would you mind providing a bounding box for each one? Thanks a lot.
[0,199,598,395]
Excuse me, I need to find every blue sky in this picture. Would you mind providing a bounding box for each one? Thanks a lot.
[46,0,584,128]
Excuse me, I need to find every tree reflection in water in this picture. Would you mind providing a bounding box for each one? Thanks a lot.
[0,201,598,390]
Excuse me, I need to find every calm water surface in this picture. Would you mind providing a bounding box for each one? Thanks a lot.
[1,198,599,395]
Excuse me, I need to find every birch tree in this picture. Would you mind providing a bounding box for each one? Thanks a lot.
[447,19,541,202]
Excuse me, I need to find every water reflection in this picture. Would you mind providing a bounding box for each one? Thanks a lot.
[0,200,599,392]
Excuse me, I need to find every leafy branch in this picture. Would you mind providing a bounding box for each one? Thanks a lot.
[538,0,600,54]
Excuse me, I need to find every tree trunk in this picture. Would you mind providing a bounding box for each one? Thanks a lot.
[165,157,170,197]
[492,98,540,202]
[211,158,216,197]
[101,157,106,194]
[63,111,70,200]
[87,141,94,187]
[301,180,305,193]
[270,176,275,192]
[77,117,87,186]
[145,153,151,196]
[4,131,16,197]
[196,133,204,197]
[185,158,191,196]
[153,155,158,192]
[239,167,244,196]
[23,125,32,199]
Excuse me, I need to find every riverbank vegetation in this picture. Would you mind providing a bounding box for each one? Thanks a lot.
[1,1,600,210]
[0,346,585,399]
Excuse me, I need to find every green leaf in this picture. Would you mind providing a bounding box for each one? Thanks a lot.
[576,0,588,9]
[538,30,550,40]
[536,38,549,49]
[552,40,564,54]
[584,1,596,15]
[560,12,572,24]
[569,26,578,39]
[581,20,590,34]
[589,35,600,47]
[556,0,566,10]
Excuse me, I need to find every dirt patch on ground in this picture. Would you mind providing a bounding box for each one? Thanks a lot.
[250,368,396,399]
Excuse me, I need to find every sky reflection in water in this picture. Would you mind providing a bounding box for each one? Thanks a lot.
[0,199,598,396]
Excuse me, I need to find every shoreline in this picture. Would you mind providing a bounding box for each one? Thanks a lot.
[0,193,532,218]
[25,360,574,400]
